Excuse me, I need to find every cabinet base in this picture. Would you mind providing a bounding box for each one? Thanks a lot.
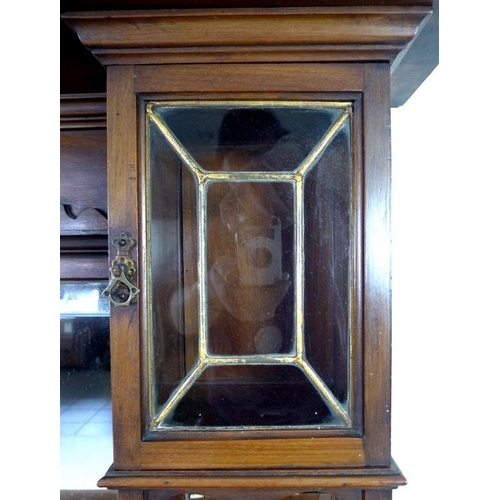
[98,460,405,499]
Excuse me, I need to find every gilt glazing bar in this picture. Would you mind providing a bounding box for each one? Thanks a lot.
[146,102,354,429]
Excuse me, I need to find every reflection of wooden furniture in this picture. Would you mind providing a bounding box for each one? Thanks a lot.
[60,95,108,281]
[60,95,110,370]
[60,316,110,368]
[60,317,95,368]
[62,2,438,500]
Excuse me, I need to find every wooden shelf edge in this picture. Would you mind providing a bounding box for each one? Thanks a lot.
[97,461,407,491]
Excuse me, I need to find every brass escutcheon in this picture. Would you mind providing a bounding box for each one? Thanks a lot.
[102,231,140,306]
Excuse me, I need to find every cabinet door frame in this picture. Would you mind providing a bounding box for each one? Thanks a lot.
[106,62,392,472]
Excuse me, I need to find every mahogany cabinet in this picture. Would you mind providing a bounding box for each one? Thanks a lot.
[63,3,436,499]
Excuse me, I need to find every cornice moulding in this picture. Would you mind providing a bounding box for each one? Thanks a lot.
[60,93,107,129]
[62,7,432,66]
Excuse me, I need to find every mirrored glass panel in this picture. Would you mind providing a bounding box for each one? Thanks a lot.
[147,102,354,430]
[60,282,110,369]
[60,282,112,489]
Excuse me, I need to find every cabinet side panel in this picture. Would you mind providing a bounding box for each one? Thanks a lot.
[362,63,392,465]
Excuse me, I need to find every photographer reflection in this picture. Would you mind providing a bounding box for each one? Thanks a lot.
[209,216,290,324]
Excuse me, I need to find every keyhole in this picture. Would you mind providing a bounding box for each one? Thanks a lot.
[110,282,130,303]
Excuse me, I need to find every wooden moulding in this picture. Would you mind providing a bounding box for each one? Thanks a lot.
[60,253,109,281]
[97,460,406,492]
[60,93,107,129]
[62,6,432,67]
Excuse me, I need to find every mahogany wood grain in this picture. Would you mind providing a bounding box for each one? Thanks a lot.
[60,93,107,129]
[61,1,438,107]
[98,461,405,490]
[134,63,365,96]
[361,64,392,465]
[60,253,109,281]
[139,437,365,470]
[62,7,431,67]
[106,66,142,470]
[60,130,107,219]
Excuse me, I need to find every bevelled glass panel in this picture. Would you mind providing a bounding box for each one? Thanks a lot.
[148,115,199,412]
[162,365,342,427]
[207,182,295,356]
[149,103,346,172]
[146,102,354,430]
[304,120,352,405]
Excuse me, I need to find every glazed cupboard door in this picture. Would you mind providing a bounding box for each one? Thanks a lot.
[104,62,395,481]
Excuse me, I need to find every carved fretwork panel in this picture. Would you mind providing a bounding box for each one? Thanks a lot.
[60,203,107,234]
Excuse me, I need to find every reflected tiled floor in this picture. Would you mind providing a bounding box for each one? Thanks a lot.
[60,366,113,490]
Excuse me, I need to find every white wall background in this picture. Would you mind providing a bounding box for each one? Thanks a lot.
[391,3,499,497]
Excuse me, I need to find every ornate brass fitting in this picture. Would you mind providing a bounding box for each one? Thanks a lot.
[102,232,140,306]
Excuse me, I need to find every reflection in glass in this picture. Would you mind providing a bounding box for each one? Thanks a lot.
[60,282,110,369]
[305,124,352,403]
[60,282,112,489]
[148,119,199,407]
[207,182,294,356]
[60,282,110,316]
[147,102,353,429]
[163,365,340,427]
